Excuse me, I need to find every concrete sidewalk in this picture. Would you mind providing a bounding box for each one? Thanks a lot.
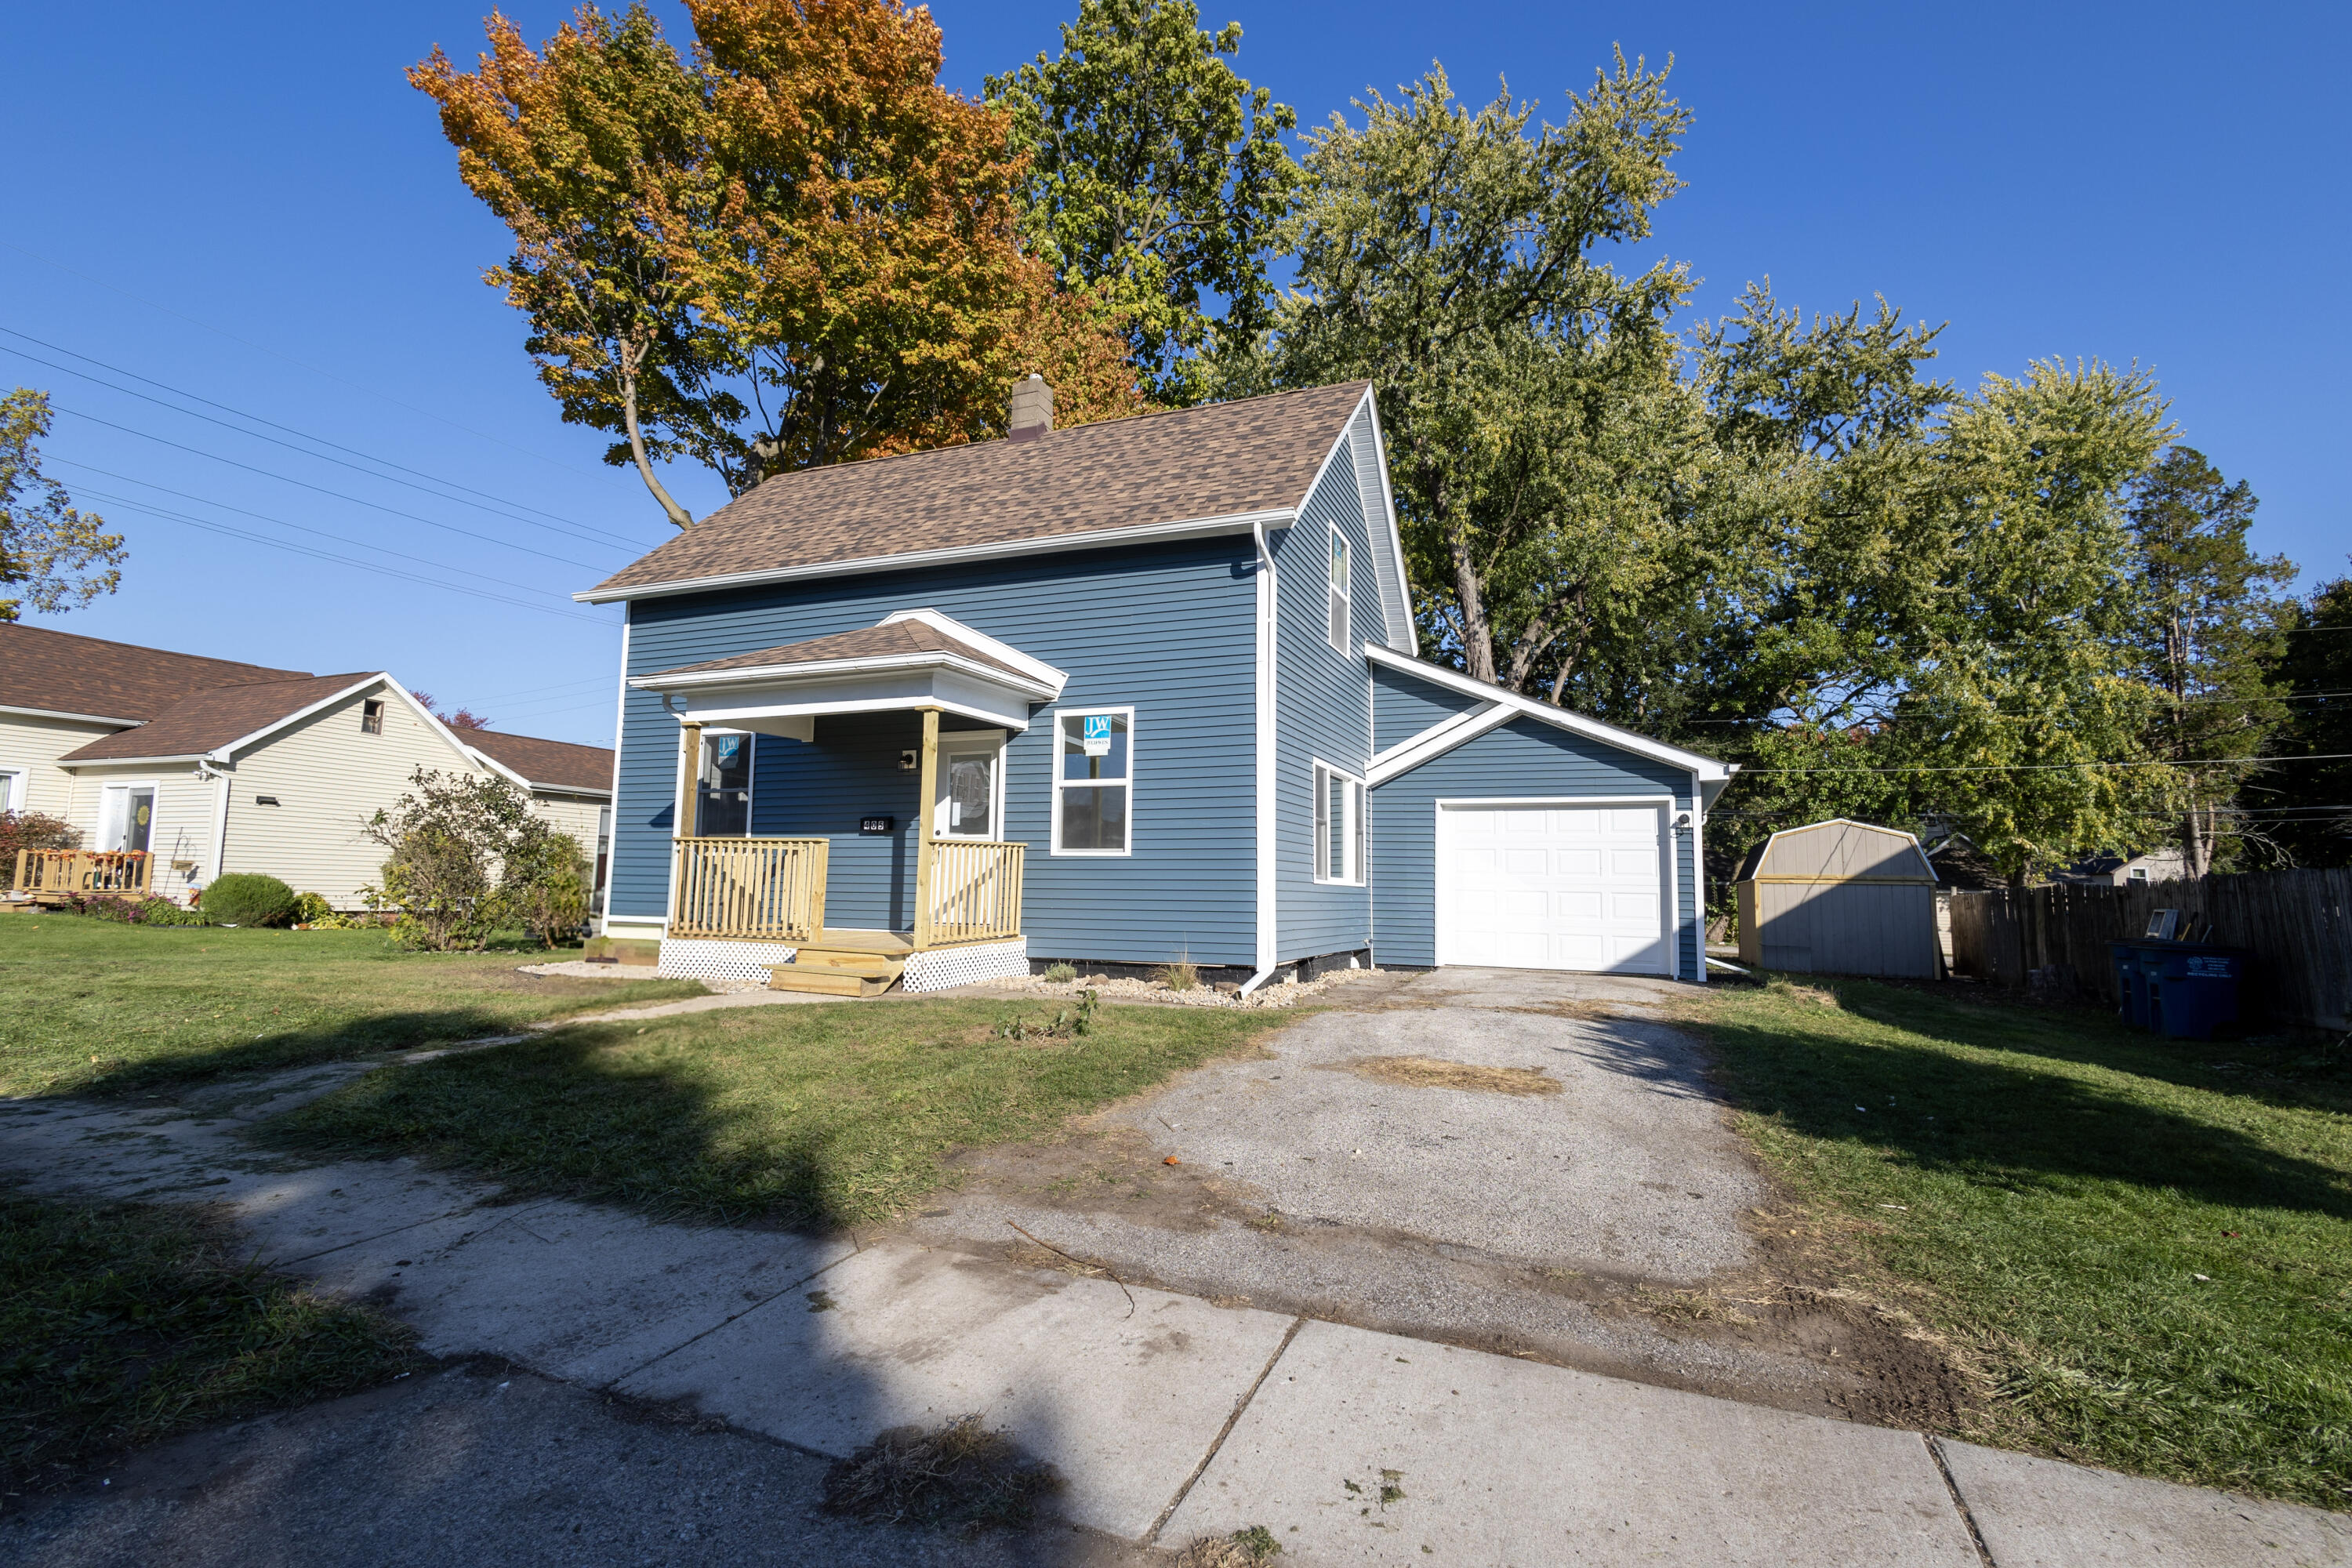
[2,1074,2345,1566]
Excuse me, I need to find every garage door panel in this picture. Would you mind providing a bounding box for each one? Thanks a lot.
[1440,801,1672,976]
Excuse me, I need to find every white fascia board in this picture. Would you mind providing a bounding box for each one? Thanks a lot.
[210,675,478,771]
[677,665,1036,732]
[631,649,1058,704]
[1365,702,1508,787]
[1361,390,1417,655]
[0,702,145,728]
[1363,647,1733,782]
[574,510,1294,604]
[464,747,536,791]
[876,608,1069,696]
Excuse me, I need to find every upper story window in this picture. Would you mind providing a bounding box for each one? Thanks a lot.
[1312,760,1364,884]
[695,733,751,836]
[359,699,384,735]
[1327,526,1352,654]
[1054,709,1131,855]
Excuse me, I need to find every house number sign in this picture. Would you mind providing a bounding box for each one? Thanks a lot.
[860,815,895,835]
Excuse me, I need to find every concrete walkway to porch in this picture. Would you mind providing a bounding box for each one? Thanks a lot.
[3,1035,2344,1567]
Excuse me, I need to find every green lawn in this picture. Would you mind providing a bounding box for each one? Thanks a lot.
[1685,977,2352,1509]
[0,916,705,1098]
[265,997,1298,1229]
[1,1190,420,1490]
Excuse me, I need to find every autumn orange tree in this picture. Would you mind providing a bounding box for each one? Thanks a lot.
[415,0,1142,528]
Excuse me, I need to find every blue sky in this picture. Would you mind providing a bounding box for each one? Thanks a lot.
[6,2,2343,746]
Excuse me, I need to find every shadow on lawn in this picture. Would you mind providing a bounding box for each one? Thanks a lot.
[1700,984,2352,1221]
[70,1008,557,1102]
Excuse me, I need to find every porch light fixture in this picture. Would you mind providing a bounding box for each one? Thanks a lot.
[1673,811,1693,830]
[898,750,918,771]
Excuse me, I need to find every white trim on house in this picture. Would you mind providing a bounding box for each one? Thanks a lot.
[1047,705,1135,858]
[1248,518,1280,987]
[1367,702,1508,786]
[1690,771,1709,987]
[0,702,145,728]
[575,509,1299,604]
[205,765,231,886]
[877,609,1071,698]
[1362,394,1417,655]
[0,767,25,813]
[599,616,631,932]
[1433,794,1680,978]
[633,648,1061,703]
[931,728,1010,841]
[1326,523,1352,655]
[1363,648,1734,789]
[1311,757,1366,885]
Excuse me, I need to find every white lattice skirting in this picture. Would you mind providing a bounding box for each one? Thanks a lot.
[902,939,1029,993]
[658,938,798,983]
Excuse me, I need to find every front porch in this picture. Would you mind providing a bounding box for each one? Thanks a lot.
[9,850,154,906]
[638,614,1060,994]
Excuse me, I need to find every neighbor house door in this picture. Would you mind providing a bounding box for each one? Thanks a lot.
[1436,800,1673,975]
[97,785,157,855]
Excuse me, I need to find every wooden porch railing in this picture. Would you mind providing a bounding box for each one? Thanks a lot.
[670,837,829,941]
[926,840,1025,946]
[11,850,152,898]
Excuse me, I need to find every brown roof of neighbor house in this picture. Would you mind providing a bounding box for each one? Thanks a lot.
[0,622,311,721]
[584,381,1374,599]
[646,620,1032,684]
[464,729,615,795]
[59,673,379,762]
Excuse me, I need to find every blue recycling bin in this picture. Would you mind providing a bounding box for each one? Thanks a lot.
[2109,941,2245,1040]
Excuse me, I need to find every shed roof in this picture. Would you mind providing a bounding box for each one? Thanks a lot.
[1736,818,1938,884]
[579,382,1373,602]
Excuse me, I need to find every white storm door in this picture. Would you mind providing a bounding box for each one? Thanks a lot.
[1439,801,1672,975]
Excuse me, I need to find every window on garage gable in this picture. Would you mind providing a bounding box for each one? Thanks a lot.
[1312,760,1364,884]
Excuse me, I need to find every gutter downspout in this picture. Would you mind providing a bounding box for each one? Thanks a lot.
[1241,517,1280,997]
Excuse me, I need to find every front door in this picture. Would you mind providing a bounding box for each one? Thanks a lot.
[99,786,156,854]
[932,732,1004,840]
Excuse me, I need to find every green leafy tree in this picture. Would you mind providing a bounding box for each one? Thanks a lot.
[2265,568,2352,866]
[1,388,125,620]
[1243,60,1694,689]
[986,0,1299,403]
[363,768,590,950]
[2124,445,2296,875]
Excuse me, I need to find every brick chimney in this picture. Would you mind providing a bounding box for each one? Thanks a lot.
[1008,374,1054,442]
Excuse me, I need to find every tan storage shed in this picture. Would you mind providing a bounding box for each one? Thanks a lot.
[1735,819,1940,978]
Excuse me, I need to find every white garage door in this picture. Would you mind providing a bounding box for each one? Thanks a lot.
[1438,802,1672,975]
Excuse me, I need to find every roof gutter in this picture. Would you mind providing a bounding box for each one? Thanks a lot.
[575,508,1296,604]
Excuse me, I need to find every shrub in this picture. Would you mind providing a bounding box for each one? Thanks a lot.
[1040,962,1077,984]
[200,873,298,928]
[363,768,591,951]
[58,894,205,926]
[0,810,79,889]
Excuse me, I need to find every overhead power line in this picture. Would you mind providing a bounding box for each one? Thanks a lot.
[58,466,584,604]
[0,330,646,551]
[50,408,605,572]
[2,238,595,477]
[89,495,606,625]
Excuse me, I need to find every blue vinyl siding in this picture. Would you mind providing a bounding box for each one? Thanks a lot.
[1369,714,1701,976]
[1271,437,1376,960]
[610,538,1260,966]
[1372,659,1487,748]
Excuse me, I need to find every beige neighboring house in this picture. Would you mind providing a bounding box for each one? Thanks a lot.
[1,624,612,911]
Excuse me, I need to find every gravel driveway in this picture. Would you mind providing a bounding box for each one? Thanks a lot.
[908,967,1958,1425]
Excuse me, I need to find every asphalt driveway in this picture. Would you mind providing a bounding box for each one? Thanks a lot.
[909,966,1958,1424]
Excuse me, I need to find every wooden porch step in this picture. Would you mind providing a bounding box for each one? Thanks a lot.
[790,948,907,979]
[811,928,914,955]
[768,965,895,998]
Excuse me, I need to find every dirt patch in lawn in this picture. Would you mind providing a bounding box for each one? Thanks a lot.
[1325,1055,1563,1096]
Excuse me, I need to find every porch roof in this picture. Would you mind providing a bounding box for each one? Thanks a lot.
[630,610,1066,735]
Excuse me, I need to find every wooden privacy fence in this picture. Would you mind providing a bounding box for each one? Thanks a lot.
[926,840,1025,946]
[11,850,153,898]
[670,837,829,942]
[1947,869,2352,1030]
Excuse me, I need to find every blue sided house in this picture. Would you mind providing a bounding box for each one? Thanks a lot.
[583,376,1733,995]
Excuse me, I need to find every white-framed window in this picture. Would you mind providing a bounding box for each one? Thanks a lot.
[2127,866,2150,884]
[0,768,24,814]
[1312,760,1365,884]
[1051,707,1133,855]
[1327,524,1352,654]
[359,699,385,735]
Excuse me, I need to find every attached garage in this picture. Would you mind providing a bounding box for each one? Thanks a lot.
[1366,652,1732,980]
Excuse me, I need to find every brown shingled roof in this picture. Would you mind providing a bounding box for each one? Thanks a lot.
[0,622,310,720]
[60,673,379,762]
[584,381,1371,599]
[646,621,1031,684]
[465,729,615,795]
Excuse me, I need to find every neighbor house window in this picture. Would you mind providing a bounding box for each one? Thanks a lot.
[695,733,752,836]
[1327,526,1352,653]
[1053,709,1131,855]
[359,699,384,735]
[2128,866,2149,884]
[1312,761,1364,884]
[0,768,24,813]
